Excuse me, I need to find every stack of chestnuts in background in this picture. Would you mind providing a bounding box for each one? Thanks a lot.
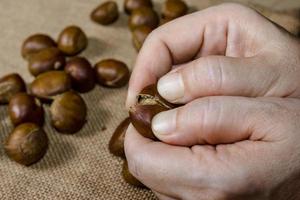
[93,0,188,187]
[0,0,189,189]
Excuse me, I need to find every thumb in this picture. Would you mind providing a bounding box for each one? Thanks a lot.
[151,96,264,146]
[157,55,281,104]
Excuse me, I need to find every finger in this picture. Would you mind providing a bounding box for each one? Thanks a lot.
[152,96,271,146]
[157,55,282,104]
[125,3,270,108]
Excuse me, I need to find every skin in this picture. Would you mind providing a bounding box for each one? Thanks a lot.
[125,3,300,200]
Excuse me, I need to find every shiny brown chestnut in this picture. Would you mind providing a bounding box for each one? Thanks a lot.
[0,73,26,104]
[128,7,159,31]
[64,57,95,93]
[94,59,130,88]
[124,0,153,15]
[9,93,44,127]
[162,0,188,20]
[109,117,130,158]
[132,25,152,51]
[4,123,48,166]
[129,84,174,140]
[91,1,119,25]
[50,91,87,134]
[122,160,145,188]
[21,33,56,60]
[28,47,65,76]
[57,25,88,56]
[29,71,72,101]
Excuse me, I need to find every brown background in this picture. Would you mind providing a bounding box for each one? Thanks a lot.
[0,0,299,200]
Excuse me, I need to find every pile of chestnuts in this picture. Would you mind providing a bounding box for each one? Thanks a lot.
[1,23,130,167]
[1,0,189,189]
[91,0,189,188]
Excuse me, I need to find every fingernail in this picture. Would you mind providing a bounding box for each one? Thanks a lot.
[126,90,136,110]
[152,109,177,136]
[157,72,184,102]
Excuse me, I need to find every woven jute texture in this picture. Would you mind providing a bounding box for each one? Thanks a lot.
[0,0,299,200]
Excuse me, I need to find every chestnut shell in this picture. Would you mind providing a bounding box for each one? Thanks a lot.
[50,91,87,134]
[128,7,159,31]
[4,123,48,166]
[109,117,130,158]
[132,25,152,51]
[124,0,153,15]
[0,73,26,104]
[57,25,88,56]
[29,71,72,101]
[94,59,130,88]
[129,84,174,140]
[28,47,65,76]
[9,93,44,127]
[64,57,95,93]
[91,1,119,25]
[162,0,188,20]
[21,33,56,60]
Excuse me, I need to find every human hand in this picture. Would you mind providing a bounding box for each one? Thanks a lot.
[126,3,300,107]
[125,96,300,199]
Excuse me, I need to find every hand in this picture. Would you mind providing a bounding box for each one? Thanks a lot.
[125,96,300,199]
[126,3,300,108]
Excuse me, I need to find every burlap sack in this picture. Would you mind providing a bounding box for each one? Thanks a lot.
[0,0,299,199]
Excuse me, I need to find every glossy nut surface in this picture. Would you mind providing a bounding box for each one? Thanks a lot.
[64,57,95,93]
[94,59,129,88]
[21,33,56,60]
[128,7,159,30]
[50,91,87,134]
[30,71,72,101]
[9,93,44,127]
[91,1,119,25]
[129,84,174,140]
[28,47,65,76]
[4,123,48,166]
[0,73,26,104]
[122,160,145,188]
[109,117,130,158]
[162,0,188,20]
[57,25,88,56]
[124,0,153,14]
[132,25,152,51]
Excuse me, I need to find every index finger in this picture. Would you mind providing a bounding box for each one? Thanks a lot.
[126,3,234,108]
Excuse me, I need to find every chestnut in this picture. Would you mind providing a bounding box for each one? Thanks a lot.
[124,0,153,15]
[0,73,26,104]
[91,1,119,25]
[29,71,72,101]
[132,25,152,51]
[64,57,95,93]
[128,7,159,31]
[21,33,56,60]
[50,91,87,134]
[162,0,188,20]
[122,160,145,188]
[28,47,66,76]
[109,117,130,158]
[94,59,130,88]
[9,93,44,127]
[57,25,88,56]
[4,123,48,166]
[129,84,174,140]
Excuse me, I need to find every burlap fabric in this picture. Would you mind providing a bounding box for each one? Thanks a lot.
[0,0,299,199]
